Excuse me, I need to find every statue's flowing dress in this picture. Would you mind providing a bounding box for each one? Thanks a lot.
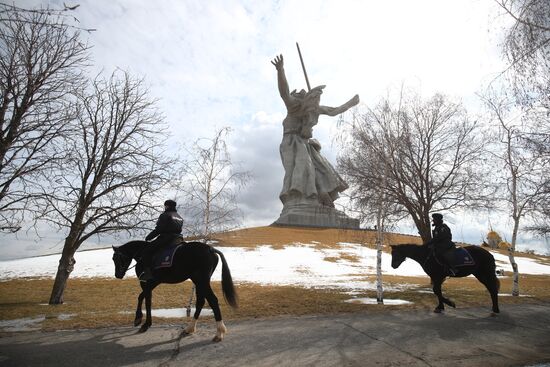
[279,96,347,206]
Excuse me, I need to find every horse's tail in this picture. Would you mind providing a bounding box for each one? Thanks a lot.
[212,248,238,308]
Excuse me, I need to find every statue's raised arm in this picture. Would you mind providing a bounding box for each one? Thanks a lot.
[271,47,360,228]
[271,55,294,108]
[319,94,360,117]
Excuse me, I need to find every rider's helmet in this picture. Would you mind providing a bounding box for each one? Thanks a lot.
[164,200,177,210]
[431,213,444,225]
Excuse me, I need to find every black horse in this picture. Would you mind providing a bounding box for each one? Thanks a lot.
[390,244,500,315]
[112,240,238,341]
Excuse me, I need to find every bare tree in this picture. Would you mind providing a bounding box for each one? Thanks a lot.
[491,0,550,238]
[496,0,550,108]
[482,90,548,296]
[342,154,402,304]
[177,127,250,239]
[0,3,89,232]
[338,90,490,243]
[0,2,96,31]
[42,71,172,304]
[519,106,549,238]
[373,191,398,304]
[498,0,550,237]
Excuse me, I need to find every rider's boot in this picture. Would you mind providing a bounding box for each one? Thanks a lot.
[442,250,458,276]
[139,267,153,282]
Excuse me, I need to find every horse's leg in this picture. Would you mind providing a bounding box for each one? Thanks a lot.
[432,277,447,313]
[183,284,205,335]
[197,280,226,342]
[474,272,500,315]
[432,276,456,313]
[134,291,145,326]
[139,282,158,333]
[440,277,456,309]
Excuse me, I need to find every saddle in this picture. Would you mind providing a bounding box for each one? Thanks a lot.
[450,247,476,267]
[152,237,186,270]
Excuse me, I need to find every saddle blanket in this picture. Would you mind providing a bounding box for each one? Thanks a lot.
[153,241,184,270]
[453,247,476,267]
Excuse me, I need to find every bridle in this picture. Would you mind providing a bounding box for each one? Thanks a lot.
[113,249,137,276]
[393,245,433,269]
[391,249,406,268]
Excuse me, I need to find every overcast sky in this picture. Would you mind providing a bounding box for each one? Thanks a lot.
[3,0,548,260]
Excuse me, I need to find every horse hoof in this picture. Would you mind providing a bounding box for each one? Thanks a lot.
[449,302,456,308]
[490,312,499,317]
[212,336,223,342]
[134,318,142,327]
[139,324,150,333]
[182,328,195,335]
[434,308,443,314]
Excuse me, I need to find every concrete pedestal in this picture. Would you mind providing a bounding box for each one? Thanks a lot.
[273,203,359,229]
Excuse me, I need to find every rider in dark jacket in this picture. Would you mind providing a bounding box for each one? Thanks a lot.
[140,200,183,281]
[426,213,457,275]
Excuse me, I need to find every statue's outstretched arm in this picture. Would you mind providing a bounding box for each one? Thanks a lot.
[271,55,292,106]
[319,94,360,116]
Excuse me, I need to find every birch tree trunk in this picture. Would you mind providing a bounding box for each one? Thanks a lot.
[376,239,384,304]
[510,219,520,296]
[376,212,384,304]
[508,248,519,296]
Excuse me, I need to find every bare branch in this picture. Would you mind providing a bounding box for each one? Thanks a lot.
[41,70,172,303]
[0,4,90,232]
[338,89,491,242]
[175,127,251,238]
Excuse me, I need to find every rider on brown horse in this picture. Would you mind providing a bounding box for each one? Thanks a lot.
[140,199,184,281]
[426,213,458,275]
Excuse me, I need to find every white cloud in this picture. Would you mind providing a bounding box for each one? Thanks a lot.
[4,0,543,259]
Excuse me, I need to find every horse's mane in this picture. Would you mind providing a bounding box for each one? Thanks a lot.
[393,243,427,250]
[392,243,430,258]
[115,240,146,257]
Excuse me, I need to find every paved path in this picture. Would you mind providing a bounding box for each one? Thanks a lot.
[1,303,550,367]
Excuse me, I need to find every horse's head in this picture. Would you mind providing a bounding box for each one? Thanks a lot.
[112,245,132,279]
[390,245,406,269]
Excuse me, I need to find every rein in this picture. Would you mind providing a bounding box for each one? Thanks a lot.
[426,245,447,268]
[116,246,143,274]
[403,244,433,268]
[126,253,143,273]
[425,246,436,266]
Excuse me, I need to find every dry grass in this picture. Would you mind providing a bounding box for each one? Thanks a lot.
[323,253,362,263]
[0,278,367,331]
[209,226,423,250]
[1,225,549,332]
[1,274,550,332]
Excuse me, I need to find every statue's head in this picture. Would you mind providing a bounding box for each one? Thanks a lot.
[302,85,325,105]
[309,85,325,95]
[291,89,307,98]
[307,85,325,100]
